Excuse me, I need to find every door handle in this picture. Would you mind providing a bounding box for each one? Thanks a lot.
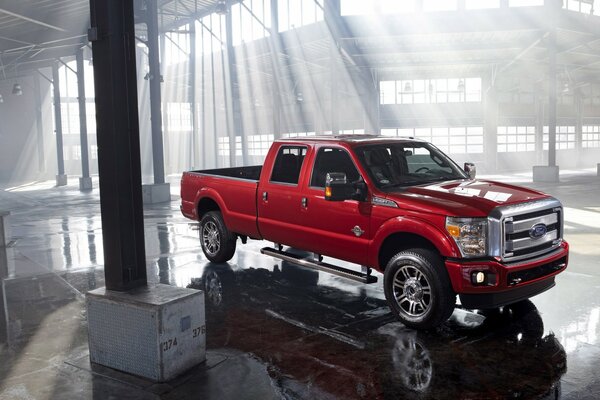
[301,197,307,208]
[262,192,268,201]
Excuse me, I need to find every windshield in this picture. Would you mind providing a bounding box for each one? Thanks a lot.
[355,142,467,189]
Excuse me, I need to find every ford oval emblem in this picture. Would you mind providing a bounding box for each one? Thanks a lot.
[529,223,547,239]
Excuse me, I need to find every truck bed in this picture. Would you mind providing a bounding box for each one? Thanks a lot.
[181,165,262,240]
[189,166,262,181]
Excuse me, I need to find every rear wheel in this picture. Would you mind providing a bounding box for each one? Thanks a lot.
[199,211,236,263]
[384,248,455,330]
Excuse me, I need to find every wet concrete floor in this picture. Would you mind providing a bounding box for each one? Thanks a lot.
[0,171,599,399]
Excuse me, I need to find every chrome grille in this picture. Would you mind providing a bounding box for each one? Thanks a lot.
[488,198,564,262]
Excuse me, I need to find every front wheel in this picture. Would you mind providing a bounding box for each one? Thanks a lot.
[199,211,236,263]
[384,248,455,330]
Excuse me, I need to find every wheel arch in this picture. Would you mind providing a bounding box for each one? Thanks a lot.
[194,188,227,222]
[372,216,460,271]
[378,233,440,271]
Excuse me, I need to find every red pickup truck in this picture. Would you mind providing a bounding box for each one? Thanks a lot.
[181,135,569,329]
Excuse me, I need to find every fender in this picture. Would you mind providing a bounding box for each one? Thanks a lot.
[193,187,230,225]
[368,215,461,268]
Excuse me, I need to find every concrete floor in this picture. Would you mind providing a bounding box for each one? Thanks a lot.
[0,170,599,399]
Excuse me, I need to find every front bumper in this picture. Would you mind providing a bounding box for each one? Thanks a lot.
[445,241,569,309]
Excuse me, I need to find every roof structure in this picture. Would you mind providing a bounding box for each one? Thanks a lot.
[0,0,599,90]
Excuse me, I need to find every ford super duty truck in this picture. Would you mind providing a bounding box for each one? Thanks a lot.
[180,135,569,329]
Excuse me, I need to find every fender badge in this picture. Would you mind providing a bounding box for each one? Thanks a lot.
[352,226,364,237]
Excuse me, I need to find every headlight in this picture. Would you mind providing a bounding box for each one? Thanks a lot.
[446,217,487,258]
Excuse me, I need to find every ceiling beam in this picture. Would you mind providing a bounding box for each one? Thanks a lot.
[0,7,68,33]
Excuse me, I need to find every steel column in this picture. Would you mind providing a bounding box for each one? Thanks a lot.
[76,48,91,181]
[33,74,45,173]
[483,71,498,173]
[52,63,66,180]
[147,0,166,184]
[270,0,281,138]
[575,91,583,166]
[225,1,246,166]
[190,22,198,170]
[548,29,557,167]
[325,0,341,135]
[88,0,147,290]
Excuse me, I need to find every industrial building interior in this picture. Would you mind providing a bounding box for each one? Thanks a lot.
[0,0,599,398]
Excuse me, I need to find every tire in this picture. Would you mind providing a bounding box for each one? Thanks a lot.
[199,211,236,263]
[384,248,455,330]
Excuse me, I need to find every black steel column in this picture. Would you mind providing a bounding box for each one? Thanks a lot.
[33,74,45,173]
[147,0,166,184]
[89,0,147,290]
[76,48,91,183]
[52,63,66,183]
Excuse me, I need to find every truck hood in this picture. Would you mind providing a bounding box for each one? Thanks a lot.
[385,179,549,217]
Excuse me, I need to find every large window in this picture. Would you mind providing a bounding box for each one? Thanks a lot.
[381,127,483,154]
[247,134,274,156]
[164,25,190,66]
[543,126,576,150]
[166,103,192,132]
[465,0,500,9]
[379,78,481,104]
[564,0,599,15]
[281,131,316,138]
[497,126,536,152]
[199,13,225,54]
[423,0,457,12]
[217,137,242,157]
[509,0,544,6]
[232,0,271,45]
[278,0,324,32]
[583,126,600,148]
[341,0,416,15]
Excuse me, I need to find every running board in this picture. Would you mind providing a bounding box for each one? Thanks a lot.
[260,247,378,284]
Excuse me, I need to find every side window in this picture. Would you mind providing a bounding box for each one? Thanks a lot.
[310,148,360,188]
[270,146,307,185]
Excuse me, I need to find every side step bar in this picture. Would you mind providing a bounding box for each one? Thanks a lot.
[260,247,378,284]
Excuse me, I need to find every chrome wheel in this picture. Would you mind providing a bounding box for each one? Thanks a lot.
[202,221,220,256]
[392,265,432,317]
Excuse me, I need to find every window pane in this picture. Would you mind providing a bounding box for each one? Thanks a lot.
[270,146,307,184]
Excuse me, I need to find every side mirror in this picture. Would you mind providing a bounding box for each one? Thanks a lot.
[464,163,476,179]
[325,173,367,202]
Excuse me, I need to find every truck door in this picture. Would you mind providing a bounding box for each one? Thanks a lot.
[257,144,310,248]
[300,146,371,266]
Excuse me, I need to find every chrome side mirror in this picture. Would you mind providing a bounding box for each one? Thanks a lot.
[464,163,476,179]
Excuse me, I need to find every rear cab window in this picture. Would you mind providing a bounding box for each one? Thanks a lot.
[269,145,308,185]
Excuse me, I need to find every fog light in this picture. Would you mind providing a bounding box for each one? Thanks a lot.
[472,271,486,285]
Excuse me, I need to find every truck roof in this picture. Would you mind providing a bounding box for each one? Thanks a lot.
[276,134,426,145]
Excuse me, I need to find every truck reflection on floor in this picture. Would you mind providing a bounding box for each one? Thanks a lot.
[188,258,565,400]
